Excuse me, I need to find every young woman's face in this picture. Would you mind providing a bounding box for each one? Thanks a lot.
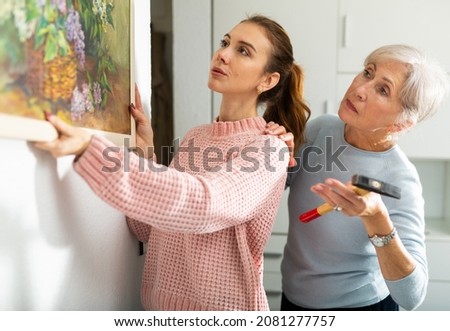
[208,22,273,96]
[338,60,407,132]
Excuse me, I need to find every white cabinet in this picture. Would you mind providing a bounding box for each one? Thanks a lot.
[420,220,450,310]
[338,0,450,73]
[396,96,450,159]
[213,0,338,119]
[418,282,450,310]
[337,0,450,159]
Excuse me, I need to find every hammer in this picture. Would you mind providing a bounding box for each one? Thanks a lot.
[299,174,401,223]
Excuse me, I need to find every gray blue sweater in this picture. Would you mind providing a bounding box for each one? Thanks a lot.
[281,114,428,310]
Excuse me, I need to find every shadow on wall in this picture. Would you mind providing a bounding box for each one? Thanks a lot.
[0,139,143,310]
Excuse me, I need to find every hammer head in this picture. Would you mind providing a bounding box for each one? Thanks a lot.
[351,174,401,199]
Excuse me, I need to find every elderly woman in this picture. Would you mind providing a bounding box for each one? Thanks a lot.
[279,44,450,311]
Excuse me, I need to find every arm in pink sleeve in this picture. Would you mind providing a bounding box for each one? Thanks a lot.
[126,216,151,242]
[74,135,288,234]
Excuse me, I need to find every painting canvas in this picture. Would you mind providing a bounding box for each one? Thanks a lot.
[0,0,135,145]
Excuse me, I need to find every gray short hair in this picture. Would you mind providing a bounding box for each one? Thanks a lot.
[364,44,450,124]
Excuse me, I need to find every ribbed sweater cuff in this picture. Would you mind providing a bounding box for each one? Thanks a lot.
[73,135,119,192]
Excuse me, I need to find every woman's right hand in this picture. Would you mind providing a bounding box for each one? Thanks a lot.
[131,84,154,159]
[265,121,297,167]
[33,113,93,158]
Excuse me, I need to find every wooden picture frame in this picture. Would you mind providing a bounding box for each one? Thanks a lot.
[0,0,135,146]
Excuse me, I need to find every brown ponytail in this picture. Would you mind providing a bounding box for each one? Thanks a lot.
[242,15,311,150]
[263,64,310,149]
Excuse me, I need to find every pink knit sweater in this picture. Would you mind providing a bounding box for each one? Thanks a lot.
[74,116,288,310]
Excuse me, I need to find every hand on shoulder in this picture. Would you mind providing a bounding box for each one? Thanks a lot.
[265,121,296,167]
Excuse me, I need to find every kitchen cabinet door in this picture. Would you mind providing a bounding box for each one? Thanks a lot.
[338,0,450,73]
[397,97,450,159]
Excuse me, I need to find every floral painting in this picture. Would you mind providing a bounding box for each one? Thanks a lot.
[0,0,134,142]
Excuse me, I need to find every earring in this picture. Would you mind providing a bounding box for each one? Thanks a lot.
[257,87,263,94]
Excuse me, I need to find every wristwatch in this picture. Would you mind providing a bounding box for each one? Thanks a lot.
[368,227,397,247]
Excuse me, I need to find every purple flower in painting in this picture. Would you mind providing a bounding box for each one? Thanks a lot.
[70,87,86,121]
[82,83,93,112]
[53,0,67,14]
[71,81,102,121]
[66,8,85,68]
[92,82,102,106]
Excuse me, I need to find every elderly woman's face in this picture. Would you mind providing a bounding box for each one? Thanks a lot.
[338,61,407,133]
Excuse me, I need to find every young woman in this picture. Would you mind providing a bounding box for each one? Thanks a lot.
[35,15,310,310]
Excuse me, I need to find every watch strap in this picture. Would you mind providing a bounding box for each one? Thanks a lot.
[369,227,397,247]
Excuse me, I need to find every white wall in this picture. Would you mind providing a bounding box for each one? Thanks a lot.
[0,0,150,310]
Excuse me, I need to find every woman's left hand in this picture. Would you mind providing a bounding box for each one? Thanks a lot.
[312,177,398,248]
[265,121,296,167]
[310,178,388,218]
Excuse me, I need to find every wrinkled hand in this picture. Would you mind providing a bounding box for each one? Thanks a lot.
[131,84,154,159]
[265,121,296,167]
[310,178,388,218]
[33,113,93,158]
